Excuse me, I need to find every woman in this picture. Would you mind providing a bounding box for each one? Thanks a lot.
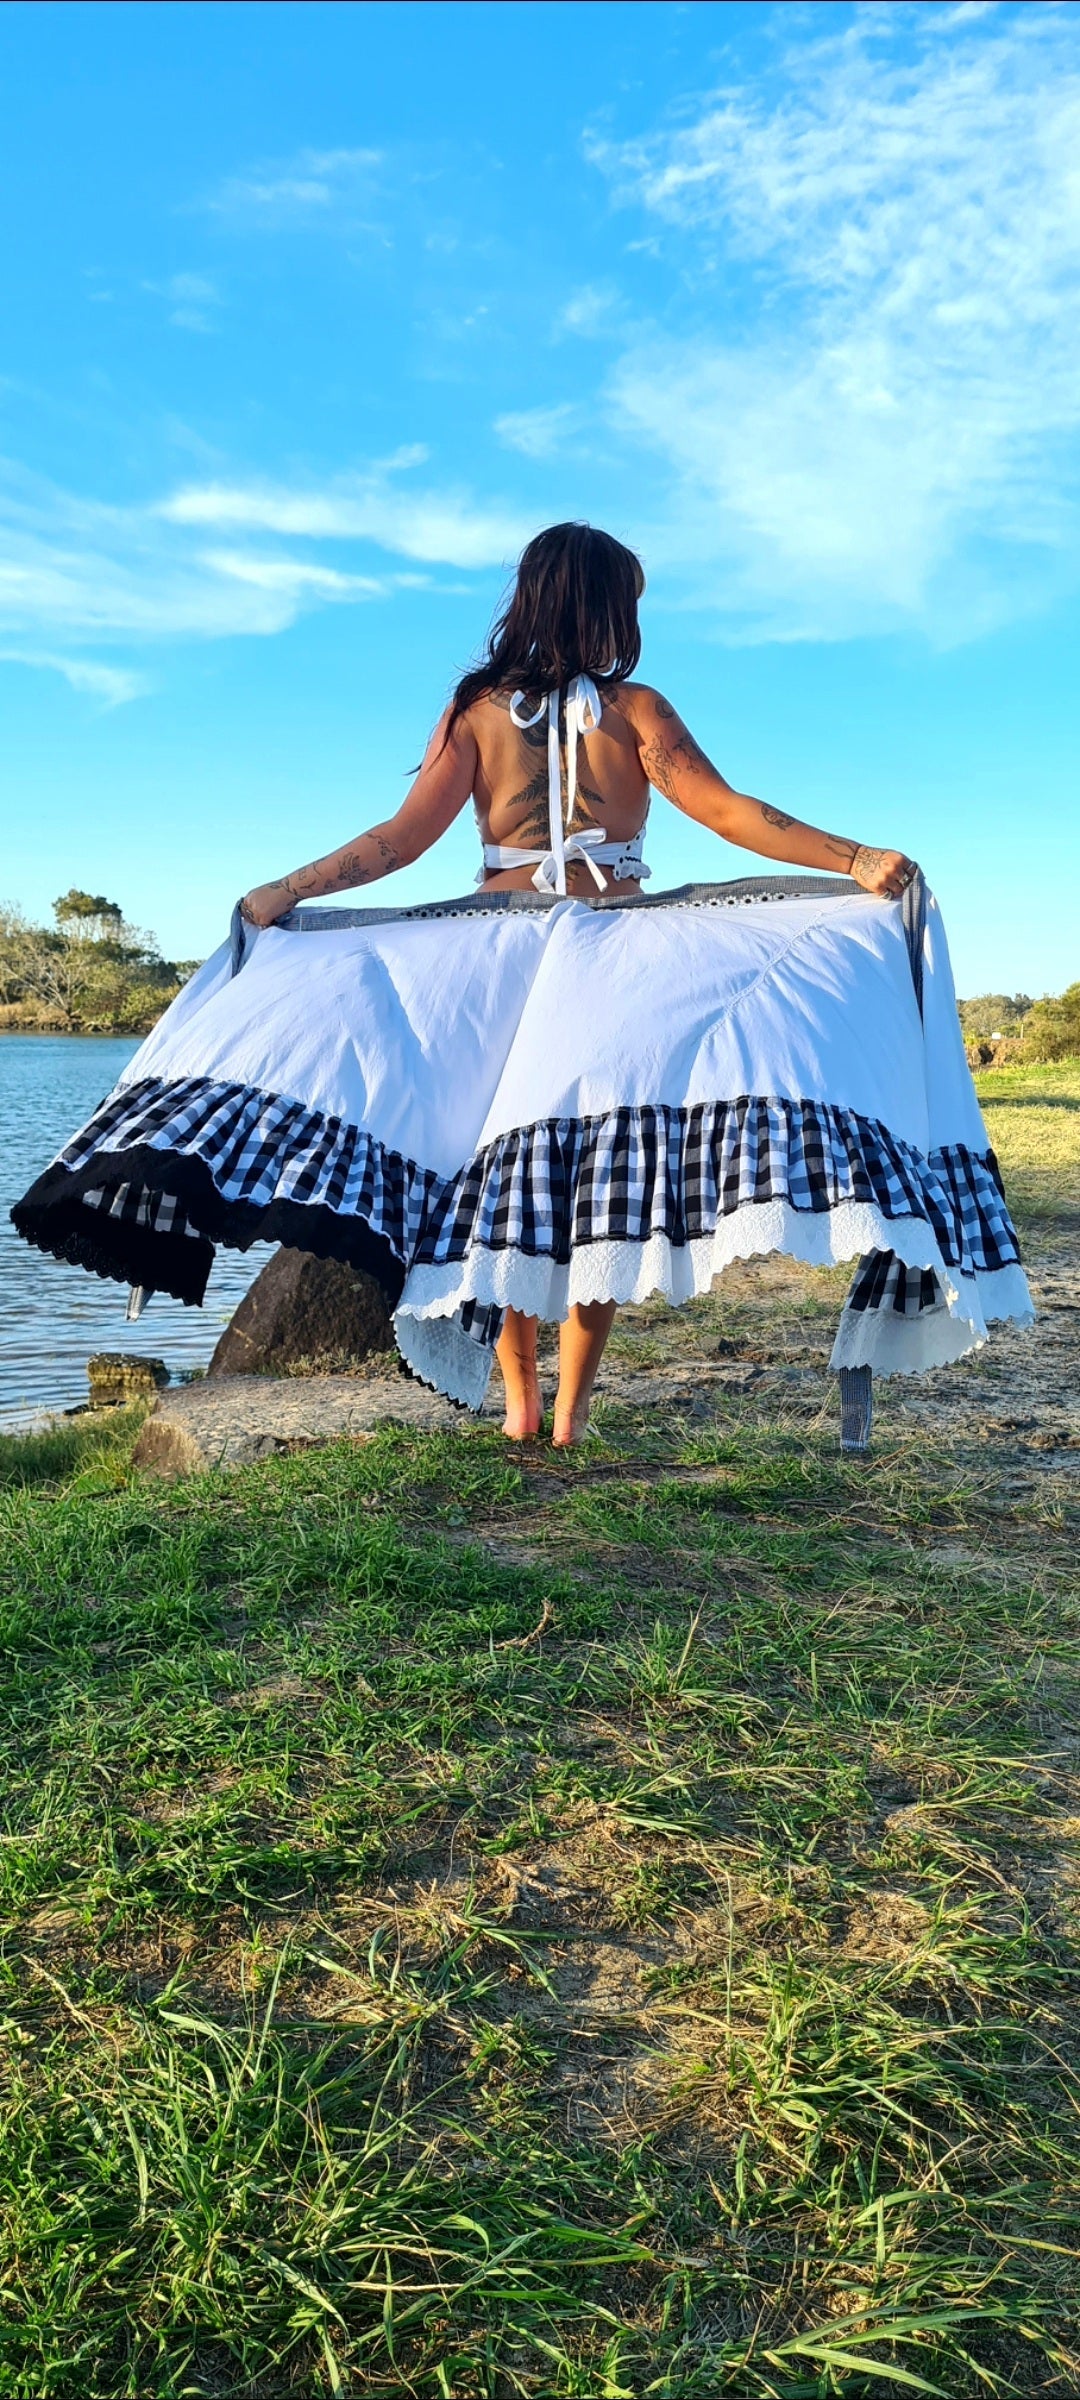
[16,522,1025,1448]
[239,522,917,1445]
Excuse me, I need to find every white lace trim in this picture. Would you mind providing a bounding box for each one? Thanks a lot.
[394,1201,1033,1397]
[393,1311,493,1410]
[829,1262,1034,1375]
[400,1200,940,1321]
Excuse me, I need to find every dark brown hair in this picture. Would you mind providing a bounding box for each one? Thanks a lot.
[445,521,643,740]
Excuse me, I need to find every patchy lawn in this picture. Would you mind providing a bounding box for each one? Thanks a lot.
[0,1068,1077,2398]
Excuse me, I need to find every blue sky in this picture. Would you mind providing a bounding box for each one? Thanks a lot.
[1,0,1077,993]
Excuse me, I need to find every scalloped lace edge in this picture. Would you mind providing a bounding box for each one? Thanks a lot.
[393,1201,1033,1407]
[399,1199,973,1323]
[394,1313,495,1410]
[829,1262,1034,1375]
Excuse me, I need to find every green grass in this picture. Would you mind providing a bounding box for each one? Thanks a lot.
[0,1074,1077,2397]
[975,1059,1080,1233]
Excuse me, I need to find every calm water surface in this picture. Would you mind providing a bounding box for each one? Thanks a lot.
[1,1037,268,1426]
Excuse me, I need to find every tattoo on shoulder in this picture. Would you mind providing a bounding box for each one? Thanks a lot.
[641,729,711,799]
[654,695,675,719]
[641,737,678,801]
[761,803,795,830]
[674,729,710,774]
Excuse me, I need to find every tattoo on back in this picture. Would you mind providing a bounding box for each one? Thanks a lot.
[489,685,548,752]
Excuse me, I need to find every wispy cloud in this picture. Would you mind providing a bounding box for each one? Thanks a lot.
[203,146,384,229]
[201,550,383,597]
[0,450,526,695]
[0,648,147,706]
[160,472,530,568]
[144,271,222,333]
[553,282,622,339]
[588,5,1080,639]
[493,403,584,461]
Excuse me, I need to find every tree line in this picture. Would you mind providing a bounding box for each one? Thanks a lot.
[957,987,1080,1064]
[0,891,199,1035]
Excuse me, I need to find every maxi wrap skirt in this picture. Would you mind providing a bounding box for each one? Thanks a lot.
[11,873,1032,1407]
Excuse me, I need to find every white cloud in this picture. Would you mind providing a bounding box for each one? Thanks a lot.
[204,146,383,227]
[160,474,530,568]
[589,6,1080,638]
[146,271,222,333]
[202,550,383,597]
[0,451,525,678]
[493,403,583,461]
[0,649,147,706]
[553,282,621,339]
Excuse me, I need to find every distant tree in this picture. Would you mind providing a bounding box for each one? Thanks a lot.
[1023,983,1080,1063]
[957,993,1033,1041]
[53,889,124,941]
[0,893,202,1033]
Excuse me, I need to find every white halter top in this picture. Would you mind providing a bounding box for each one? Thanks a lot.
[478,673,651,897]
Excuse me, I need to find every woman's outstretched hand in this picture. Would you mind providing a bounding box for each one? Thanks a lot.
[239,884,291,929]
[848,847,917,900]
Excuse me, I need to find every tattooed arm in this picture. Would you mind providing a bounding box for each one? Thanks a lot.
[240,708,479,927]
[628,688,916,900]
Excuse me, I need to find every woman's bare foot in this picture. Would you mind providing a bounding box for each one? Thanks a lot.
[551,1399,592,1448]
[502,1381,544,1440]
[496,1308,544,1441]
[552,1300,617,1448]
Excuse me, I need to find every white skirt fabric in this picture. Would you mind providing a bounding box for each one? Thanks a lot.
[11,877,1032,1407]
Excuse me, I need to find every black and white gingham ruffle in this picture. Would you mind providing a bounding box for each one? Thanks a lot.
[10,1071,1019,1315]
[11,1073,435,1306]
[411,1102,1018,1279]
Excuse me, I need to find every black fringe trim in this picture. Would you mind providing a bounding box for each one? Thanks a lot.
[11,1147,407,1311]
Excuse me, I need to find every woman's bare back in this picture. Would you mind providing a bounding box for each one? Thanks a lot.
[469,684,651,894]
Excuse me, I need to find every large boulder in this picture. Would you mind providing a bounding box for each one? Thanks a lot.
[208,1248,395,1378]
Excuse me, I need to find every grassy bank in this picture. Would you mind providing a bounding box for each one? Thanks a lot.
[0,1076,1077,2398]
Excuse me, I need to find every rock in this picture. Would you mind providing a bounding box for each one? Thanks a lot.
[133,1373,468,1478]
[87,1353,169,1408]
[208,1247,394,1378]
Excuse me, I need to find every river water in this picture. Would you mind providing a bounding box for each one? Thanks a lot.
[0,1036,268,1427]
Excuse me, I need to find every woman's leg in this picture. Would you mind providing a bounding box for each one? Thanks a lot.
[496,1307,543,1439]
[553,1301,616,1447]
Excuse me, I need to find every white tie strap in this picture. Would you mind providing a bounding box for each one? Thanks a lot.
[507,673,604,896]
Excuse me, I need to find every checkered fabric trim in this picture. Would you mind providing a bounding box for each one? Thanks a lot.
[80,1181,205,1240]
[842,1144,1021,1319]
[16,1076,1020,1324]
[412,1104,1020,1283]
[845,1254,946,1317]
[56,1073,438,1262]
